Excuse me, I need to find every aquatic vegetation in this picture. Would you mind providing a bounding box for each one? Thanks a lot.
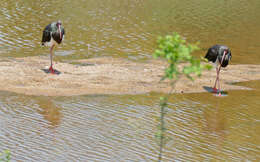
[153,33,211,161]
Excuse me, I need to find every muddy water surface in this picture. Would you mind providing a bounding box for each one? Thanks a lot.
[0,85,259,161]
[0,0,260,63]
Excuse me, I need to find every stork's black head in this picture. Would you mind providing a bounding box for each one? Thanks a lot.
[56,20,62,27]
[223,49,228,55]
[223,48,231,60]
[56,20,62,39]
[219,47,232,67]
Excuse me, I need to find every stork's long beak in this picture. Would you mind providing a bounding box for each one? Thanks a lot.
[58,25,62,39]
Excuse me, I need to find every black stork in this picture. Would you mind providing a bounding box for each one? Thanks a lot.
[41,20,65,74]
[205,45,232,96]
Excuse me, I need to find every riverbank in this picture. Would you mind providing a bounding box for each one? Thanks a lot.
[0,56,259,96]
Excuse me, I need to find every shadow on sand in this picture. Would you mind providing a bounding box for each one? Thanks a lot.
[41,68,61,75]
[203,86,228,96]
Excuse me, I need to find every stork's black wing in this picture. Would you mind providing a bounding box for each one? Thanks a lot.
[205,45,220,63]
[41,24,52,45]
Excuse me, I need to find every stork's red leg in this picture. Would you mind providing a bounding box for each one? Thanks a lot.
[48,45,56,74]
[217,66,222,96]
[212,67,218,93]
[48,65,55,74]
[217,52,228,96]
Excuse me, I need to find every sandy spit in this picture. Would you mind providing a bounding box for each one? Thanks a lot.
[0,56,259,96]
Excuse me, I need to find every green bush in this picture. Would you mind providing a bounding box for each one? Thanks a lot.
[154,32,211,80]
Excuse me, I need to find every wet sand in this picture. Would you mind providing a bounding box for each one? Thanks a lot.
[0,56,259,96]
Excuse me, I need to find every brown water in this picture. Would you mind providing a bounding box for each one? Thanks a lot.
[0,0,260,161]
[0,86,260,161]
[1,0,260,63]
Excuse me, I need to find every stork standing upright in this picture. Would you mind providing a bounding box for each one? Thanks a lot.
[205,45,232,96]
[41,20,65,74]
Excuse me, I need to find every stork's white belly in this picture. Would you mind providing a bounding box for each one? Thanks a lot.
[44,37,57,47]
